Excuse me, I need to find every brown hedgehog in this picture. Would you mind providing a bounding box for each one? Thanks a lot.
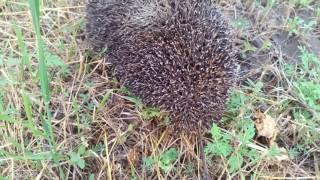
[86,0,238,130]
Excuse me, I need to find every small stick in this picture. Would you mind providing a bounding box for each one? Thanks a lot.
[198,122,210,180]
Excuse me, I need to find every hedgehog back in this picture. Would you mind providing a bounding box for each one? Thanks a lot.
[86,0,238,130]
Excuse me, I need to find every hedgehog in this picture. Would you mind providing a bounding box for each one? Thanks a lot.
[86,0,239,130]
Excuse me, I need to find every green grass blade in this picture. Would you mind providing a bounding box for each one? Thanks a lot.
[12,21,30,78]
[21,90,33,125]
[28,0,50,103]
[27,0,54,151]
[0,150,54,161]
[0,94,4,113]
[97,90,113,111]
[27,1,66,178]
[21,90,44,136]
[28,0,40,35]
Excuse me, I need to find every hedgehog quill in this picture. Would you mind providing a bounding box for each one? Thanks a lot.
[86,0,239,131]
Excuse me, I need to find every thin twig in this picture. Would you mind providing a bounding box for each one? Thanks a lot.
[198,122,210,180]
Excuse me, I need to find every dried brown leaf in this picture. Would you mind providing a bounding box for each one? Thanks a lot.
[253,111,277,140]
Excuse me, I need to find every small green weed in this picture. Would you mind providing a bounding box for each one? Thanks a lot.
[231,17,250,30]
[205,122,259,174]
[130,167,138,180]
[122,95,143,110]
[143,156,155,171]
[143,148,179,173]
[141,107,162,119]
[69,144,89,170]
[287,16,316,37]
[266,0,277,9]
[158,148,179,173]
[122,94,162,120]
[281,46,320,146]
[289,46,320,116]
[241,39,257,58]
[290,0,313,8]
[0,176,9,180]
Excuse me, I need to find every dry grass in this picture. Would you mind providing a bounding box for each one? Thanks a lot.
[0,0,320,179]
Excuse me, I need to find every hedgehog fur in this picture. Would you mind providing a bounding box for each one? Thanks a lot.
[86,0,238,130]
